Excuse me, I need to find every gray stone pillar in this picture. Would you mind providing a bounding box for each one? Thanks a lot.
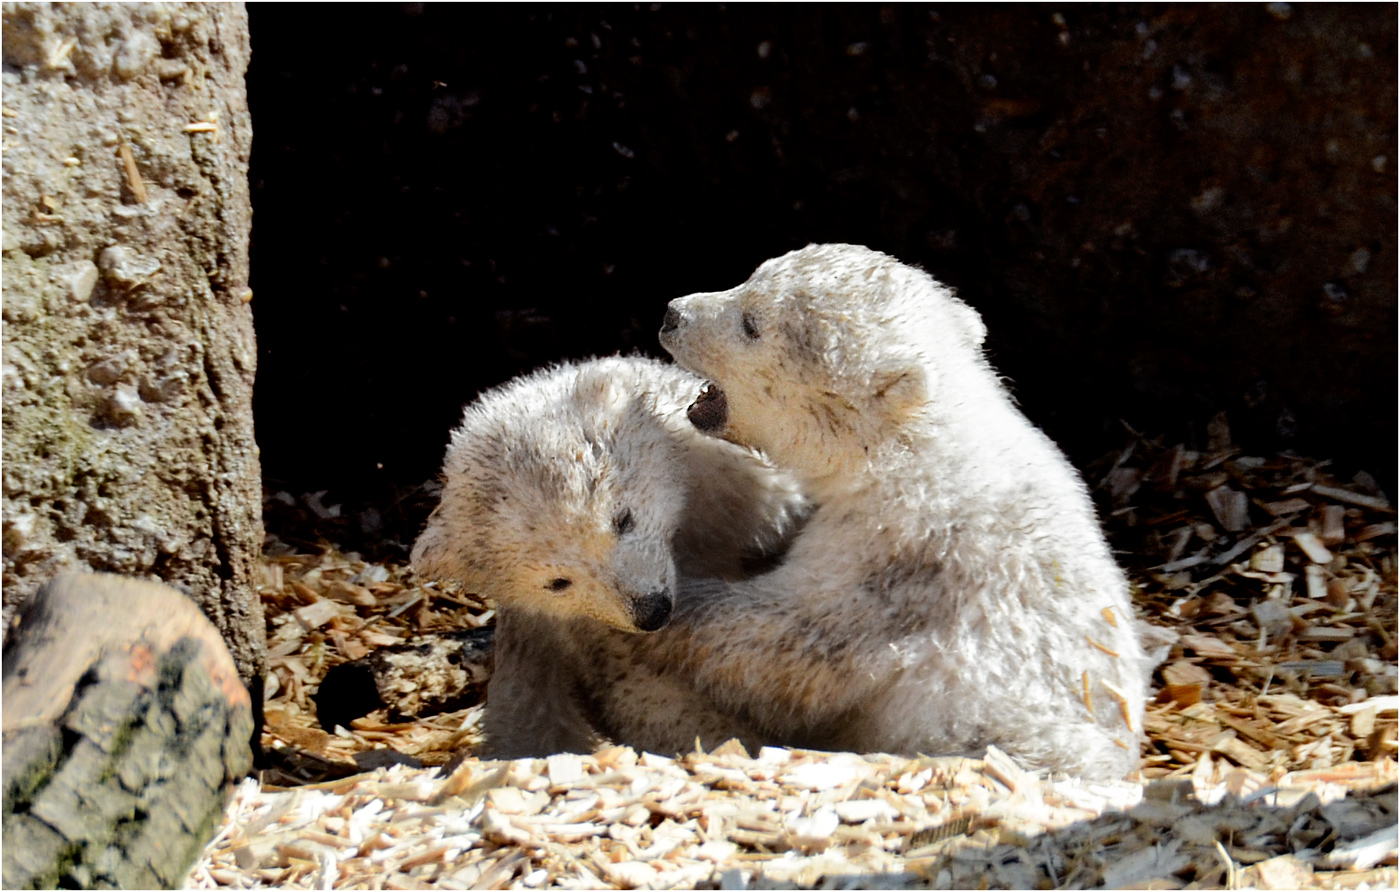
[2,2,265,689]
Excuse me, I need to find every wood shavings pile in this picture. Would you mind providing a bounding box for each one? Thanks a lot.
[188,428,1396,888]
[188,741,1394,890]
[1085,417,1397,781]
[254,531,494,781]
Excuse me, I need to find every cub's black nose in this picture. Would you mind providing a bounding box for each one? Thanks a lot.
[660,305,682,334]
[630,590,673,632]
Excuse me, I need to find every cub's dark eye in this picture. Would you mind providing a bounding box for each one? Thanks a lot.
[614,509,634,536]
[547,577,573,592]
[741,310,760,340]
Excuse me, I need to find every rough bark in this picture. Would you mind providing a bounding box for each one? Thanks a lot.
[2,574,254,889]
[1,3,265,689]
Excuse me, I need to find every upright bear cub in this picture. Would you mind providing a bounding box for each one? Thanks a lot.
[654,243,1153,780]
[412,356,805,757]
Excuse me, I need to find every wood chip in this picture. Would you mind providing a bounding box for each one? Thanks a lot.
[1311,484,1393,513]
[1247,853,1314,890]
[546,753,585,787]
[1205,486,1250,532]
[292,599,341,631]
[325,580,378,607]
[1101,678,1136,732]
[1210,733,1269,772]
[1317,825,1400,870]
[1298,627,1355,642]
[1086,635,1120,657]
[1292,531,1334,564]
[1304,563,1329,601]
[1321,505,1348,546]
[1251,543,1285,573]
[1180,633,1237,659]
[1262,497,1313,516]
[1162,660,1212,687]
[1358,521,1397,541]
[118,141,147,204]
[1336,696,1399,715]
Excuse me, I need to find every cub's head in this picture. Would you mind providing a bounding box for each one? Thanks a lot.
[411,359,688,633]
[659,243,987,482]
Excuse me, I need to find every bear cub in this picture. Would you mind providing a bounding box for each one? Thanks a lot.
[412,356,805,757]
[652,243,1156,781]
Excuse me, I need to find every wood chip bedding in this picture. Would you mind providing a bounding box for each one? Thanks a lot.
[189,420,1396,889]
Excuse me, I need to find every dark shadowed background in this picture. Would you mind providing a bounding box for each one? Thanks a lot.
[246,3,1396,551]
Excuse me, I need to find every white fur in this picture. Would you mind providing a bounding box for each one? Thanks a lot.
[411,356,806,757]
[653,243,1152,780]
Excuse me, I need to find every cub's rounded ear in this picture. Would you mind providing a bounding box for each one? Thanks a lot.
[409,516,452,581]
[575,367,628,419]
[870,363,928,415]
[410,509,489,589]
[946,297,987,350]
[408,526,448,579]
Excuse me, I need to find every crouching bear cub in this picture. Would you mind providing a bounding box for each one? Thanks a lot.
[654,243,1154,781]
[411,356,806,758]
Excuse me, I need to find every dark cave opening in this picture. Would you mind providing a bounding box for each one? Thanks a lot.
[246,4,1396,552]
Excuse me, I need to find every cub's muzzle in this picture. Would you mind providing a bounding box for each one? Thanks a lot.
[628,590,673,632]
[660,304,683,335]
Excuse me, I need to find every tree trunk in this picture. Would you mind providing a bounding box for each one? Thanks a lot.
[1,2,265,691]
